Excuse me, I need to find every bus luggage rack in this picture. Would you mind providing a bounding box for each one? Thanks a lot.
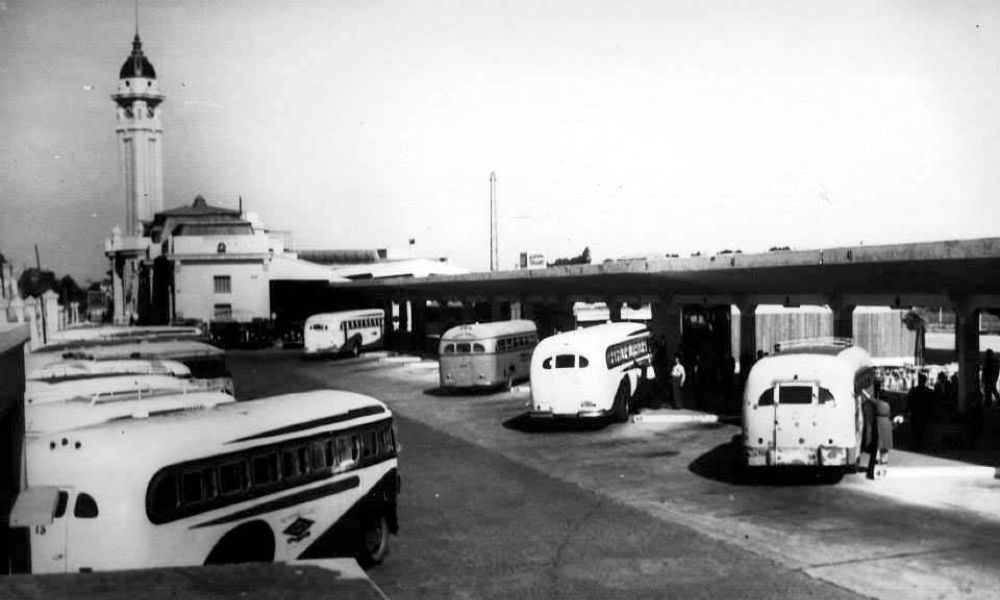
[83,381,229,405]
[773,337,853,353]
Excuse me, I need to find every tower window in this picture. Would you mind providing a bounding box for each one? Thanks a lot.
[213,276,231,294]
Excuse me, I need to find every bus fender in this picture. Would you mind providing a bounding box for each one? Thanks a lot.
[626,372,638,396]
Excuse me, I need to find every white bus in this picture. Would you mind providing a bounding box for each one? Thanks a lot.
[530,322,655,421]
[28,358,192,381]
[742,339,874,480]
[26,390,235,434]
[304,310,385,357]
[45,325,203,349]
[9,390,400,573]
[29,340,234,396]
[25,374,216,406]
[438,320,538,391]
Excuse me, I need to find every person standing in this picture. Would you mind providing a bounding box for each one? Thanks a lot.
[907,373,934,452]
[670,355,686,410]
[982,349,999,408]
[721,351,736,412]
[862,389,893,479]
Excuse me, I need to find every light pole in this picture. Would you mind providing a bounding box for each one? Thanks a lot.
[489,171,498,271]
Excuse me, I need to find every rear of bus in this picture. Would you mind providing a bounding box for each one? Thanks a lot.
[438,321,536,390]
[303,314,342,356]
[529,330,610,418]
[742,348,867,474]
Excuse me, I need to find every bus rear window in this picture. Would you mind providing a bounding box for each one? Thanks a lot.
[309,324,326,331]
[443,344,455,354]
[818,387,835,403]
[456,343,471,353]
[779,385,814,405]
[758,388,774,406]
[555,354,575,369]
[472,343,485,353]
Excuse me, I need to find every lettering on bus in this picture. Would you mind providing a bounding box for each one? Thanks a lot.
[604,337,652,369]
[146,418,397,525]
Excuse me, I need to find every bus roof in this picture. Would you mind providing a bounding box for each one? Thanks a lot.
[441,319,537,341]
[42,325,204,352]
[27,358,192,381]
[55,340,224,361]
[535,322,648,354]
[746,345,872,391]
[27,390,391,483]
[26,374,213,405]
[26,390,235,434]
[305,309,385,323]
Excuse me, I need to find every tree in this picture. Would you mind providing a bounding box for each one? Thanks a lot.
[548,246,592,267]
[18,268,58,298]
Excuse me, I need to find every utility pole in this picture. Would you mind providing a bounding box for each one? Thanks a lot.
[490,171,498,271]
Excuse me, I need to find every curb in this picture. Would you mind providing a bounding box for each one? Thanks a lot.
[885,465,999,480]
[404,360,439,370]
[632,412,719,424]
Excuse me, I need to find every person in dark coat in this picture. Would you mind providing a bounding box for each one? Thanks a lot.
[907,373,934,451]
[983,349,999,408]
[862,389,893,479]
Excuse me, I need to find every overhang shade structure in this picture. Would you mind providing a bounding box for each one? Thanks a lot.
[269,254,350,283]
[330,238,1000,306]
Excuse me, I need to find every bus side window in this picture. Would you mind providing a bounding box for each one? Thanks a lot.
[201,468,218,500]
[55,490,69,518]
[182,471,205,504]
[758,388,775,406]
[251,453,278,487]
[74,493,99,519]
[281,448,301,479]
[219,461,248,495]
[323,439,336,468]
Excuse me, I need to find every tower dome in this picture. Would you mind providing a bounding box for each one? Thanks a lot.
[119,34,156,79]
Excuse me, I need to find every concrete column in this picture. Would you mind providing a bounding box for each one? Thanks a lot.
[735,300,757,376]
[605,298,622,322]
[10,297,24,323]
[112,258,126,325]
[521,300,535,320]
[461,301,475,323]
[411,298,428,351]
[829,300,855,341]
[650,299,682,358]
[490,300,503,322]
[42,290,59,340]
[510,300,522,320]
[26,297,41,350]
[954,301,980,413]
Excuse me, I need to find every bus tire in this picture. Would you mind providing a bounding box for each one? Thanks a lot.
[204,520,275,565]
[350,338,362,358]
[505,370,515,391]
[357,514,390,568]
[613,379,631,422]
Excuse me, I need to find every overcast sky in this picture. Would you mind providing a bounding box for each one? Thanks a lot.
[2,0,999,283]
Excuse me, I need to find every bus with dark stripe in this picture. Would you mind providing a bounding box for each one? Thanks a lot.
[8,390,400,573]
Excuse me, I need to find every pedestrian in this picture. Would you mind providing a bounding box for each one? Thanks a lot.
[670,355,686,410]
[862,388,893,479]
[982,349,999,408]
[907,373,934,452]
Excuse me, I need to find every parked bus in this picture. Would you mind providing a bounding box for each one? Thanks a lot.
[9,390,400,573]
[26,389,235,434]
[28,358,192,382]
[29,340,234,396]
[45,325,204,349]
[529,322,655,421]
[303,310,385,357]
[742,339,874,481]
[25,374,217,406]
[438,320,538,391]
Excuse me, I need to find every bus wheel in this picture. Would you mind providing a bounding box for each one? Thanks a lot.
[613,380,630,423]
[351,339,362,357]
[357,514,390,568]
[505,371,515,391]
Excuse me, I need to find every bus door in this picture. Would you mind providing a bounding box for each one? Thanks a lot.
[773,383,819,464]
[10,487,70,573]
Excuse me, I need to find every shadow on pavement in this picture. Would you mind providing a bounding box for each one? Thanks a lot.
[422,386,510,398]
[688,436,846,486]
[502,412,610,433]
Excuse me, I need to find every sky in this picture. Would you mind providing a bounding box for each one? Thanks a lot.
[1,0,999,284]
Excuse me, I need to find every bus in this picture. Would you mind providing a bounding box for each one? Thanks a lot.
[742,339,874,481]
[304,310,385,358]
[28,340,234,396]
[25,373,218,406]
[530,322,655,421]
[26,389,235,434]
[8,390,400,573]
[45,325,204,349]
[438,320,538,391]
[28,358,192,381]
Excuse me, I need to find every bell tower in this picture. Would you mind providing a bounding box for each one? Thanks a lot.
[111,31,164,236]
